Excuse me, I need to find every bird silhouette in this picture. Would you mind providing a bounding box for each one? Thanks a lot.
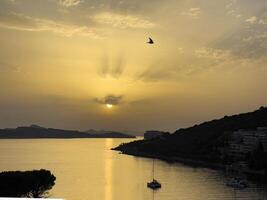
[147,37,154,44]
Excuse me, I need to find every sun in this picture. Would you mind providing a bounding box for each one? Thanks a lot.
[106,104,113,108]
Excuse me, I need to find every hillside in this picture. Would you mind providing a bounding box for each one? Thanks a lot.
[0,125,135,139]
[114,107,267,162]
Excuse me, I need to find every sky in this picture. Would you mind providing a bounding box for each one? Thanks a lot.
[0,0,266,132]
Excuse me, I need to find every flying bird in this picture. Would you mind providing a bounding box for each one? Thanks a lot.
[147,37,154,44]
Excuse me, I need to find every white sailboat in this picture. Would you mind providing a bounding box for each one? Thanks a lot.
[147,159,161,189]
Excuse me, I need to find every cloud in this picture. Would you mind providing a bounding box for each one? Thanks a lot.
[245,16,257,24]
[129,99,151,106]
[137,67,174,82]
[58,0,82,7]
[135,61,181,82]
[245,13,267,25]
[195,47,231,60]
[259,19,267,25]
[93,12,155,29]
[181,8,201,19]
[211,10,267,59]
[184,47,233,74]
[177,47,184,54]
[98,55,125,78]
[0,62,21,73]
[225,2,233,9]
[225,0,243,19]
[94,95,123,105]
[0,12,100,38]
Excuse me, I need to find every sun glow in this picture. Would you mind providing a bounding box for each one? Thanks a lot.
[106,104,113,108]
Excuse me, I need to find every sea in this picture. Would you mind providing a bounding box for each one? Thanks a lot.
[0,138,266,200]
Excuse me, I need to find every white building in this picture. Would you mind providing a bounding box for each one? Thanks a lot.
[228,128,267,159]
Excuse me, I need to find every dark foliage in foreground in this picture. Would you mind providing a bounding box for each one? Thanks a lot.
[114,107,267,163]
[0,169,56,198]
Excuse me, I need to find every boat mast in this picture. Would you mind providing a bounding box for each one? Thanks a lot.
[152,159,154,180]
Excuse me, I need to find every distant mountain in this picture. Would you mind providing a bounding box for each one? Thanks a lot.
[114,106,267,162]
[0,126,135,139]
[29,124,45,129]
[86,129,144,136]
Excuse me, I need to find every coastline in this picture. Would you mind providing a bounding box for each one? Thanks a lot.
[0,136,136,139]
[112,148,225,170]
[112,148,267,179]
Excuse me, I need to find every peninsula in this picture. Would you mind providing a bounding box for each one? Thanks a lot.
[113,107,267,172]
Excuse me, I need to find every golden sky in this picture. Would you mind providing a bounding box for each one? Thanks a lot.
[0,0,267,132]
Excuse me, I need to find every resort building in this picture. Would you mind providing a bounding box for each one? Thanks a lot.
[228,127,267,160]
[144,130,170,140]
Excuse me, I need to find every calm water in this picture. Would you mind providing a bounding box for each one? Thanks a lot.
[0,138,266,200]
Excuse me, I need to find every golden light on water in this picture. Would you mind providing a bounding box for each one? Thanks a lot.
[106,104,113,109]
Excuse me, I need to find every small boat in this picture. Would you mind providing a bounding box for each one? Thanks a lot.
[147,159,161,190]
[147,179,161,189]
[225,178,248,189]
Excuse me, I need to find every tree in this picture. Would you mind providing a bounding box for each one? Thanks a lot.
[0,169,56,198]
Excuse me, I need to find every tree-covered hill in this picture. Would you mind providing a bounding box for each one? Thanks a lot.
[114,107,267,162]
